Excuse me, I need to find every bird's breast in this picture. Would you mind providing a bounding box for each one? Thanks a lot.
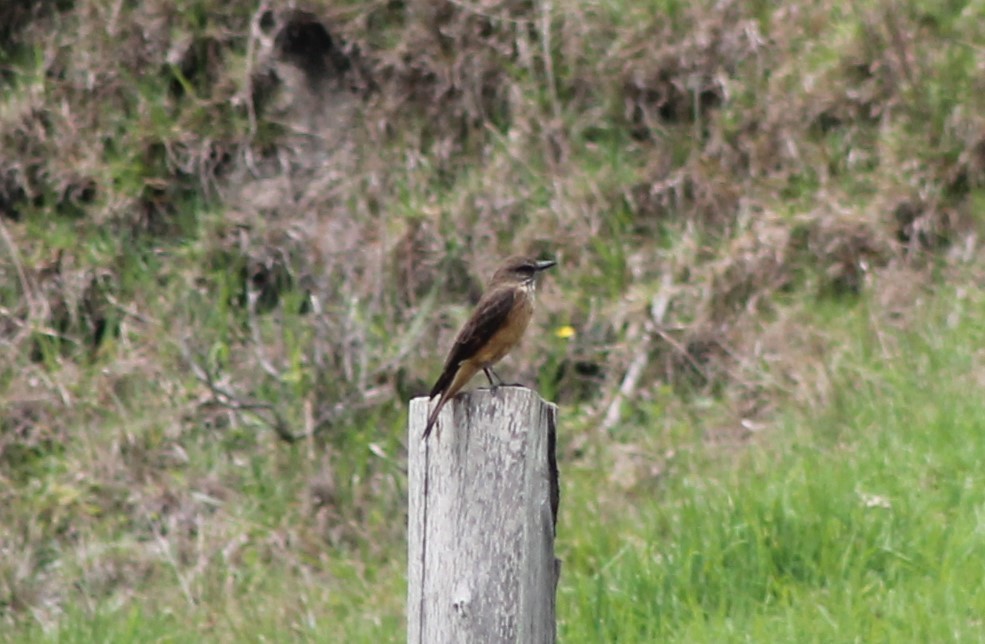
[472,290,534,366]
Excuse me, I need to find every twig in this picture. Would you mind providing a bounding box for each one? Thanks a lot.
[152,524,196,608]
[0,218,40,327]
[246,289,284,379]
[600,331,650,434]
[443,0,535,25]
[539,0,562,124]
[179,339,305,443]
[654,327,710,383]
[600,275,674,434]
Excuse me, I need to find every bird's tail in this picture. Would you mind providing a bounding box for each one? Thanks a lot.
[422,361,478,440]
[422,391,447,439]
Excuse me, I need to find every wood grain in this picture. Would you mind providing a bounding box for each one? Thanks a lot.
[408,387,559,644]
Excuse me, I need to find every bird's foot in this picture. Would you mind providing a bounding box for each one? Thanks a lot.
[483,366,504,388]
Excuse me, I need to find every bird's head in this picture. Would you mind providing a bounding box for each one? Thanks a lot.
[490,255,556,287]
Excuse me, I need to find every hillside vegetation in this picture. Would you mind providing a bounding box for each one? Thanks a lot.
[2,0,985,640]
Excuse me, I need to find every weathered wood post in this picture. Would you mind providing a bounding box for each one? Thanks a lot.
[408,387,560,644]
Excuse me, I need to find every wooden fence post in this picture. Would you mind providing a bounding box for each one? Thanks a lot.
[408,387,560,644]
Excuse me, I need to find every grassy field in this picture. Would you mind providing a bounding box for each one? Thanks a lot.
[560,292,985,641]
[3,0,985,641]
[12,290,985,641]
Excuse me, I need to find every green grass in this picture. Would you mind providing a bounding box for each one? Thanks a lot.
[11,557,406,643]
[13,288,985,643]
[558,293,985,641]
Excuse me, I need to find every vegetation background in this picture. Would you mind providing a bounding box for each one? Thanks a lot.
[3,0,985,641]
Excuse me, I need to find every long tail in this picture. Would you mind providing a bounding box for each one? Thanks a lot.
[422,390,450,439]
[422,361,478,439]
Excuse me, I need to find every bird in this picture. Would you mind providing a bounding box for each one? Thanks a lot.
[422,255,556,439]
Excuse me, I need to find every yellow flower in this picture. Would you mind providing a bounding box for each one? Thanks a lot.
[555,325,576,339]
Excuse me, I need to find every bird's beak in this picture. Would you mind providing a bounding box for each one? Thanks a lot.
[534,259,557,272]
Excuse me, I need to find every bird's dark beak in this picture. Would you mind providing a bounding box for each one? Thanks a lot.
[534,259,557,272]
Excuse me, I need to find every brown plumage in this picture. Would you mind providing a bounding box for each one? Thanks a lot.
[423,256,556,439]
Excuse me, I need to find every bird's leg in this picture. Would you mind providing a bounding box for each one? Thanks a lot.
[483,366,503,389]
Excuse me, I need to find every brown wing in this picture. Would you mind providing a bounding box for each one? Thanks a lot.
[428,286,516,398]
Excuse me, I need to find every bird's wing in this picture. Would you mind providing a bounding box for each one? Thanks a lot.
[428,286,516,398]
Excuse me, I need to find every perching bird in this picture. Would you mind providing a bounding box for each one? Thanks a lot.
[423,255,556,439]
